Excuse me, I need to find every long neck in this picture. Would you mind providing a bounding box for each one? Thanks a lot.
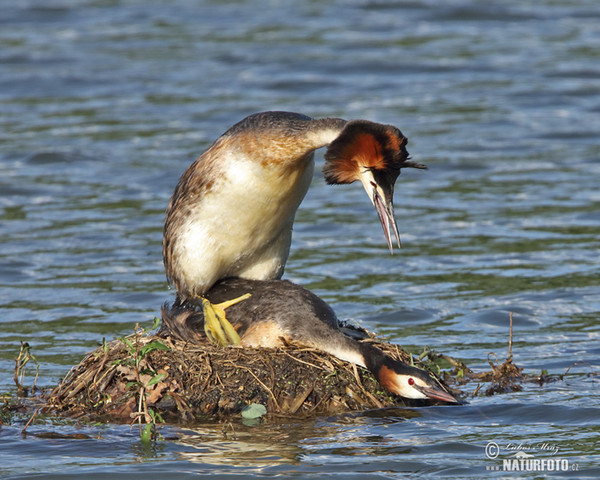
[320,334,415,393]
[358,341,391,381]
[312,327,390,377]
[304,117,348,150]
[223,114,348,168]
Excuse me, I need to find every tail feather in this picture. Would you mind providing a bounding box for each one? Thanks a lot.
[160,299,206,344]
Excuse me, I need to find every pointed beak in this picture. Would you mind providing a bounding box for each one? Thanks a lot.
[414,384,460,404]
[359,170,401,254]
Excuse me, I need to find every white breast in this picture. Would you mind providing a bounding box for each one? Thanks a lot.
[173,152,315,295]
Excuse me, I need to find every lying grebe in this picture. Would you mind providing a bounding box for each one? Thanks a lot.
[161,278,458,403]
[163,111,426,345]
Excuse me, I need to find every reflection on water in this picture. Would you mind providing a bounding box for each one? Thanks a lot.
[1,0,599,478]
[173,422,308,469]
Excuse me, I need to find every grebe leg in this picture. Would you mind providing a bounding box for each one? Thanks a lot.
[200,294,251,346]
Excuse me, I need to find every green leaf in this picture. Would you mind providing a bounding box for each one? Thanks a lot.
[151,316,162,331]
[146,372,168,388]
[119,337,135,354]
[145,407,165,424]
[141,423,154,443]
[154,410,165,424]
[139,341,170,358]
[241,403,267,419]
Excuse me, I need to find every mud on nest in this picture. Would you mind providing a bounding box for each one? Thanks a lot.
[45,327,459,423]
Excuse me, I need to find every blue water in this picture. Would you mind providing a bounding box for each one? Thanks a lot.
[1,0,599,478]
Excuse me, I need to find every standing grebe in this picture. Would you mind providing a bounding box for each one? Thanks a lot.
[161,278,458,404]
[163,111,426,345]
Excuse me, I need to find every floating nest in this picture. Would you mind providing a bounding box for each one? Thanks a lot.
[45,325,460,423]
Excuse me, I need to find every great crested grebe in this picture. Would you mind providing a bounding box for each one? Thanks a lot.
[161,278,458,403]
[163,111,426,345]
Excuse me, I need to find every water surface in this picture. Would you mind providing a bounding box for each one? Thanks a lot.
[1,0,599,478]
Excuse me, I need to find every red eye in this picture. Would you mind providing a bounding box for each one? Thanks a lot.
[408,377,415,386]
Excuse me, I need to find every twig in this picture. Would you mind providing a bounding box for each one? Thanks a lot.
[283,351,322,370]
[22,408,39,435]
[214,371,225,389]
[352,364,383,408]
[137,385,146,432]
[235,364,281,411]
[92,341,110,386]
[14,341,39,395]
[487,353,499,372]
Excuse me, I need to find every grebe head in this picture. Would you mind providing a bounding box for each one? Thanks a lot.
[323,120,427,253]
[378,359,459,403]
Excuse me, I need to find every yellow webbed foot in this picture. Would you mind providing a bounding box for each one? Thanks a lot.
[201,293,251,346]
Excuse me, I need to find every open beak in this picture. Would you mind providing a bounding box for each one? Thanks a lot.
[359,170,401,254]
[415,385,460,404]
